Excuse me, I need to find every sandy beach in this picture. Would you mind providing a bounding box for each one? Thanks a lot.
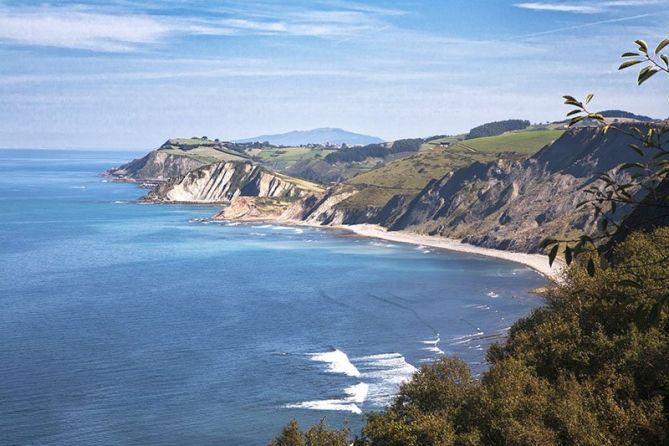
[333,224,564,281]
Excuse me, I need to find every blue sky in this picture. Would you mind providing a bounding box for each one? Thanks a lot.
[0,0,667,149]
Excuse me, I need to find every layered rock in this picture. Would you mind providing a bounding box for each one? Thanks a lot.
[107,150,206,182]
[143,161,324,203]
[106,138,248,182]
[384,126,655,252]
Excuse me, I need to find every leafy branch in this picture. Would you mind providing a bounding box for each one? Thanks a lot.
[543,38,669,327]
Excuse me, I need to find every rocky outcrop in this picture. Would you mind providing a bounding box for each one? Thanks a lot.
[143,161,324,203]
[106,138,249,182]
[213,197,293,221]
[107,150,205,182]
[384,126,656,252]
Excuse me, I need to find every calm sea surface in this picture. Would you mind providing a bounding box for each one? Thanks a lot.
[0,149,546,445]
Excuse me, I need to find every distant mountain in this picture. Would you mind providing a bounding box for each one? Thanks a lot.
[235,128,384,146]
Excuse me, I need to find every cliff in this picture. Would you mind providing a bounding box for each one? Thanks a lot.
[283,126,660,254]
[384,126,654,252]
[106,138,249,182]
[143,161,324,204]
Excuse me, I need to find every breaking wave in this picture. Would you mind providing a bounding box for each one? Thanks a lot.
[309,349,361,377]
[353,352,418,406]
[421,335,445,355]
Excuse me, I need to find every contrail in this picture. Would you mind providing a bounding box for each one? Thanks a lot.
[509,12,658,40]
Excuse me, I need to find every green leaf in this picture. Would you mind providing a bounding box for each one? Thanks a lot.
[540,238,557,249]
[548,244,559,267]
[662,54,669,69]
[618,59,642,70]
[587,258,596,276]
[655,37,669,55]
[622,51,640,57]
[638,67,659,85]
[619,162,645,170]
[635,39,649,53]
[585,93,594,104]
[566,109,582,117]
[569,116,584,127]
[564,246,573,265]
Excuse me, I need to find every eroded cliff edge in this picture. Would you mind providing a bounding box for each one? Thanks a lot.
[143,160,324,204]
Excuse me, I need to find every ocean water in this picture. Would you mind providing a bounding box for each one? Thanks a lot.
[0,149,546,445]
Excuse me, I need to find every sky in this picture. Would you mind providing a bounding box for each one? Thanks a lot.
[0,0,667,149]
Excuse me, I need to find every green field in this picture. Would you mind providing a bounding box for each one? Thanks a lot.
[343,148,503,207]
[160,147,248,164]
[341,128,565,208]
[248,147,336,170]
[449,129,564,155]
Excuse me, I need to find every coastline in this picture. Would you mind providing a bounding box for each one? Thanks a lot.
[343,224,564,281]
[288,221,564,281]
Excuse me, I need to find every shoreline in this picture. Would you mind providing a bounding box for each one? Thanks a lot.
[330,224,564,281]
[136,193,564,281]
[218,214,565,281]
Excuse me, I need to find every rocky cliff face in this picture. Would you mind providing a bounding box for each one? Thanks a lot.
[383,126,652,252]
[280,126,658,253]
[143,161,323,203]
[106,150,206,182]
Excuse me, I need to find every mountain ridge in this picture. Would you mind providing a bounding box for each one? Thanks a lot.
[235,127,384,146]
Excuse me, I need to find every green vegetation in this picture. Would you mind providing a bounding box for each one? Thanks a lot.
[249,147,336,171]
[466,119,531,139]
[268,419,349,446]
[343,148,501,207]
[449,129,564,155]
[160,146,248,164]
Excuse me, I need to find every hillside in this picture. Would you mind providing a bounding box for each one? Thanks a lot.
[281,125,664,254]
[386,125,655,252]
[107,138,249,181]
[235,128,384,146]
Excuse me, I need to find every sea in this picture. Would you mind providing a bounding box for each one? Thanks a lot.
[0,149,546,445]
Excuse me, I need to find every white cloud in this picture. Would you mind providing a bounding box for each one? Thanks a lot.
[0,3,393,51]
[514,2,602,13]
[514,0,666,14]
[0,7,175,52]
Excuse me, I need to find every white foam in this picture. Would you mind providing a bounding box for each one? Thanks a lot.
[286,382,368,415]
[113,200,127,204]
[353,353,417,406]
[309,349,361,377]
[251,224,273,229]
[487,291,499,298]
[286,400,362,414]
[448,331,484,346]
[226,221,240,226]
[345,382,369,403]
[421,335,445,355]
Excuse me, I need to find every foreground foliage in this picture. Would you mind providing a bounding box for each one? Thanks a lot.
[271,229,669,445]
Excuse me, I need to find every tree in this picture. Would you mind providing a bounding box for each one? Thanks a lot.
[542,37,669,326]
[269,420,304,446]
[268,418,349,446]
